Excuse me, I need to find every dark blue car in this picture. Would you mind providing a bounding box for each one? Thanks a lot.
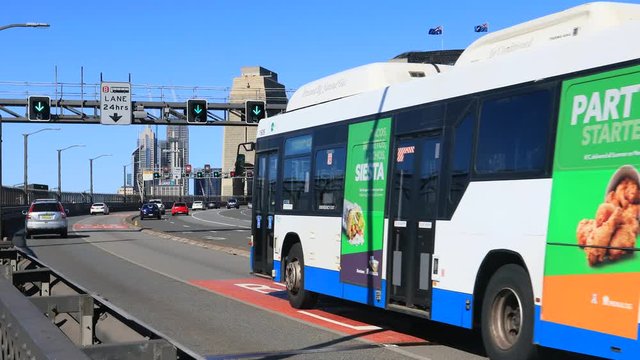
[140,203,161,220]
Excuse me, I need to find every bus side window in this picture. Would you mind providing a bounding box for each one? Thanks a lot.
[282,135,313,211]
[476,90,551,175]
[314,147,346,212]
[449,113,474,213]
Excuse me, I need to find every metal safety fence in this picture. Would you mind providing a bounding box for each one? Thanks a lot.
[0,244,200,360]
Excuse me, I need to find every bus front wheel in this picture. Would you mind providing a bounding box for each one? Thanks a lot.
[481,264,537,360]
[284,243,317,309]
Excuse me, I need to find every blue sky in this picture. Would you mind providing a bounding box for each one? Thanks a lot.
[0,0,624,193]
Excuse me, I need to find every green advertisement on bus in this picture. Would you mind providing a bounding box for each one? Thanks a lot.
[340,118,391,288]
[543,65,640,339]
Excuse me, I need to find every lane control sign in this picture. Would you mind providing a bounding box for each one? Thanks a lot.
[100,82,132,125]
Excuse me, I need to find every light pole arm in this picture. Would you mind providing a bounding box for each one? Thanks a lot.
[0,23,49,31]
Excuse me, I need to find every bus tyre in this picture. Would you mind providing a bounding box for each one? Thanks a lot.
[285,243,318,309]
[481,264,537,360]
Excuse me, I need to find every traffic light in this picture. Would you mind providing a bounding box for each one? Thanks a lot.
[245,100,266,123]
[235,154,246,176]
[196,171,203,178]
[213,171,220,178]
[162,165,170,173]
[185,164,192,174]
[153,172,160,179]
[28,96,51,121]
[186,99,207,123]
[230,171,236,178]
[204,164,211,173]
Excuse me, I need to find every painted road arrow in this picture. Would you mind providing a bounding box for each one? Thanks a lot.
[252,106,262,115]
[35,102,45,112]
[110,113,122,122]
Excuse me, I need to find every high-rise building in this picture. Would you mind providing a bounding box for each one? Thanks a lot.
[166,125,189,195]
[138,126,156,171]
[131,125,190,198]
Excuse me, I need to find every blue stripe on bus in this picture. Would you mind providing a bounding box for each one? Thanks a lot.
[431,288,473,328]
[274,260,281,282]
[272,261,386,308]
[534,306,640,359]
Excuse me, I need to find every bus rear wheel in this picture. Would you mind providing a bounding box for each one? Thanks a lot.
[284,243,317,309]
[481,264,537,360]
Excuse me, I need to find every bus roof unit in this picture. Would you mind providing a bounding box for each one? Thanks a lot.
[286,62,451,111]
[456,1,640,65]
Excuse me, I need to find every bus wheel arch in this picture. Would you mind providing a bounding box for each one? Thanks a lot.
[474,252,537,360]
[282,234,318,309]
[473,250,527,328]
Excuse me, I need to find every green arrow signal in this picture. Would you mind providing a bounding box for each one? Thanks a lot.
[35,102,45,112]
[194,105,203,114]
[252,106,262,116]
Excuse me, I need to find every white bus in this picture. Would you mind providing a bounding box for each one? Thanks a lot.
[250,2,640,359]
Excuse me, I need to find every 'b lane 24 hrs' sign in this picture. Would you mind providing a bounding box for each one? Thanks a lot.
[100,82,132,125]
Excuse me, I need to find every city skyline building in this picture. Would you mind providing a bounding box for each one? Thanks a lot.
[131,125,190,198]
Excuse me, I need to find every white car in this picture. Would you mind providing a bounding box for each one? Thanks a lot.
[90,203,109,215]
[148,199,165,215]
[192,201,205,211]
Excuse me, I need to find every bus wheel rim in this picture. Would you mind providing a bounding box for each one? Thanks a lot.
[490,287,522,350]
[285,259,301,294]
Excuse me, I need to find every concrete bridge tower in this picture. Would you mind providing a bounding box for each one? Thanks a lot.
[222,66,287,198]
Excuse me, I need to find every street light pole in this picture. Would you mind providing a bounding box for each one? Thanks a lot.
[23,128,60,204]
[89,154,112,203]
[56,144,84,200]
[123,164,128,203]
[1,22,50,240]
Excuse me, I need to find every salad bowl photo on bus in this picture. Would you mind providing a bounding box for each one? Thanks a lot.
[576,165,640,266]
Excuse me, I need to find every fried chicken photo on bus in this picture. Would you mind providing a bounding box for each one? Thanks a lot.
[609,204,640,260]
[606,177,640,208]
[585,206,622,266]
[576,219,596,247]
[575,170,640,266]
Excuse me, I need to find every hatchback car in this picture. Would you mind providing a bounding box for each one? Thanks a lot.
[23,199,69,238]
[226,198,240,209]
[140,203,161,220]
[192,201,205,211]
[171,202,189,216]
[90,202,109,215]
[206,201,220,209]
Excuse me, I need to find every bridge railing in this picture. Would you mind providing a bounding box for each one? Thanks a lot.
[0,244,200,360]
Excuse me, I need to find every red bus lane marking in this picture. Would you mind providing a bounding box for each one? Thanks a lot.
[189,277,426,344]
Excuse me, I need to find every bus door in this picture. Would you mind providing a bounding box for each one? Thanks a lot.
[388,132,441,312]
[252,151,278,277]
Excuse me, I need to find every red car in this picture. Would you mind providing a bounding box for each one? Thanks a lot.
[171,202,189,216]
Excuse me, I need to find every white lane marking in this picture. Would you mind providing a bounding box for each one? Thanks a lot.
[298,311,381,331]
[190,212,249,228]
[235,283,284,294]
[209,231,217,233]
[204,236,226,240]
[169,222,175,224]
[182,231,195,234]
[182,225,190,228]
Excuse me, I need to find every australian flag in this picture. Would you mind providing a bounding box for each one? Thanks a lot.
[474,23,488,32]
[428,26,443,35]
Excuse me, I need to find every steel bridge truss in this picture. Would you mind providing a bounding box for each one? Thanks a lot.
[0,98,286,126]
